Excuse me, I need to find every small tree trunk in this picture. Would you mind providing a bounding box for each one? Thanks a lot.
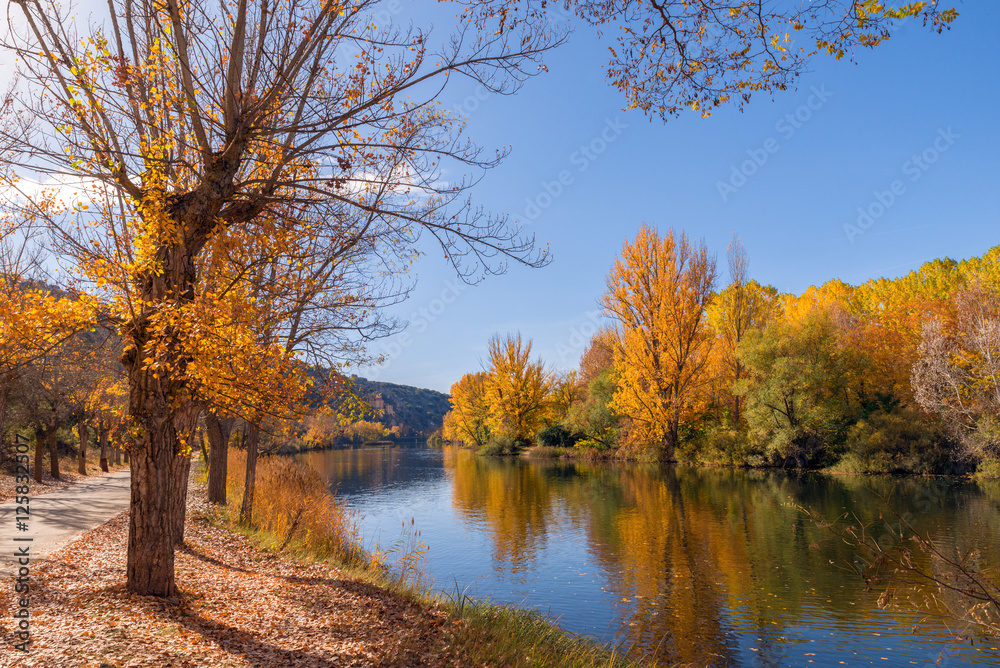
[47,418,60,480]
[171,454,192,545]
[0,384,11,470]
[99,421,110,473]
[205,411,232,504]
[113,443,122,466]
[238,423,261,526]
[78,422,90,474]
[33,424,44,483]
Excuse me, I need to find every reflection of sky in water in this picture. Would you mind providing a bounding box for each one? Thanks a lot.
[298,447,1000,666]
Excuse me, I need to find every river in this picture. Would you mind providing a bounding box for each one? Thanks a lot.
[297,445,1000,666]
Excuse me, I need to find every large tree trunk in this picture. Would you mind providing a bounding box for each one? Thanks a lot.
[47,417,60,480]
[238,423,261,526]
[99,420,110,473]
[77,421,89,475]
[126,419,181,597]
[33,424,44,483]
[205,411,233,504]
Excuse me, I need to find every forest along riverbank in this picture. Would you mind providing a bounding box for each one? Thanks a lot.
[0,457,639,667]
[299,445,1000,667]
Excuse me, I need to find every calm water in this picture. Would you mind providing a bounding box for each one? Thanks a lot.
[298,446,1000,666]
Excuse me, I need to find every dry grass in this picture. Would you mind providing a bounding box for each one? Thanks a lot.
[224,450,371,570]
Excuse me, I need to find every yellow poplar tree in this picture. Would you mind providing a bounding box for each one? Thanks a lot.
[485,333,548,442]
[446,372,492,446]
[602,226,717,459]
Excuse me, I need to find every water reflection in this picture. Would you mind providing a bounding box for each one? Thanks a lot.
[300,446,1000,666]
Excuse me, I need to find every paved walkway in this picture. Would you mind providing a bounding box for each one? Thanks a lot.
[0,470,131,573]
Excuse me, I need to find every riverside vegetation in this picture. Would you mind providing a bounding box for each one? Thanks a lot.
[438,231,1000,480]
[217,450,641,667]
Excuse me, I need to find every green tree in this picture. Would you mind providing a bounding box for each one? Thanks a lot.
[737,311,858,467]
[564,370,620,449]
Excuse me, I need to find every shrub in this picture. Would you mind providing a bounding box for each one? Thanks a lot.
[679,425,755,466]
[535,424,577,448]
[975,458,1000,479]
[837,409,955,474]
[477,435,520,456]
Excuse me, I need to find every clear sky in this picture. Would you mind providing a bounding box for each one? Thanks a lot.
[356,1,1000,393]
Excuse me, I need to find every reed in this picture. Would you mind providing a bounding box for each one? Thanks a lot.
[224,449,372,570]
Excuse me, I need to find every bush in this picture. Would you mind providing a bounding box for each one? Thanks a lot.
[836,409,955,474]
[680,425,755,466]
[477,435,520,456]
[535,424,577,448]
[975,458,1000,479]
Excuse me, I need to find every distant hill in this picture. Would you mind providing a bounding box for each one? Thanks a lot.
[349,376,451,435]
[304,369,451,436]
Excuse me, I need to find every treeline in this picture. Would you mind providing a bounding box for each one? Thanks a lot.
[440,228,1000,475]
[0,307,128,477]
[0,284,447,475]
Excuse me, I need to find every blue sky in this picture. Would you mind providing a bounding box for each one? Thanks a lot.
[359,1,1000,393]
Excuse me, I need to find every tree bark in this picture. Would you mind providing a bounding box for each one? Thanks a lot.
[33,424,44,483]
[77,421,89,474]
[47,417,60,480]
[99,420,110,473]
[238,423,261,526]
[205,411,233,504]
[0,384,11,470]
[126,420,181,597]
[170,454,192,545]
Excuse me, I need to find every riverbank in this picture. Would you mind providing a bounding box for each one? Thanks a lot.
[518,444,1000,479]
[0,466,641,667]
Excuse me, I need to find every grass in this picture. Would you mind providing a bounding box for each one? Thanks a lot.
[208,450,648,667]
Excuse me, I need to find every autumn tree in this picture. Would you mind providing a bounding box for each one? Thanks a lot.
[706,233,780,425]
[578,327,616,385]
[485,333,548,442]
[470,1,957,120]
[602,226,716,459]
[446,372,492,446]
[546,369,583,423]
[912,280,1000,463]
[2,0,558,595]
[0,238,94,467]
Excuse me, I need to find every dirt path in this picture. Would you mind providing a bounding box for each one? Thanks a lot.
[0,470,130,574]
